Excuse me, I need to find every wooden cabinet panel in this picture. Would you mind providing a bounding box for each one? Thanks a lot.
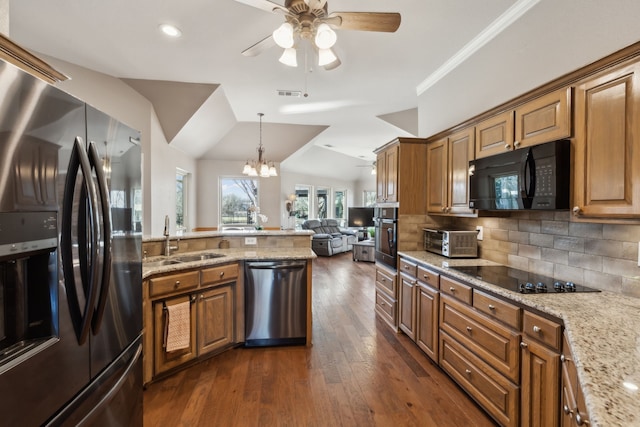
[375,288,396,328]
[561,334,590,427]
[440,275,473,305]
[440,295,521,383]
[440,331,520,427]
[523,311,562,352]
[427,138,448,214]
[515,88,571,148]
[573,60,640,219]
[197,285,234,355]
[376,151,387,203]
[417,265,440,289]
[520,338,560,427]
[201,263,238,285]
[473,290,521,330]
[149,271,199,298]
[385,145,399,203]
[399,258,417,277]
[399,273,417,340]
[475,111,514,159]
[153,295,197,375]
[416,282,439,362]
[375,265,397,297]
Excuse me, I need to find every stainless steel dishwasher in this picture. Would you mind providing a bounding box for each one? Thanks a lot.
[244,260,307,347]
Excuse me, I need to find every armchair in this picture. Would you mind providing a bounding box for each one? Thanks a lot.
[301,219,357,256]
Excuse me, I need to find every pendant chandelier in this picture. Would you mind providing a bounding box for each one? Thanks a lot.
[242,113,277,178]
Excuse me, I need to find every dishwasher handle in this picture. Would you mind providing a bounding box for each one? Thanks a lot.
[246,261,306,270]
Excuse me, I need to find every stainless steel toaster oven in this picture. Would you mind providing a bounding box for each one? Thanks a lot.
[423,228,478,258]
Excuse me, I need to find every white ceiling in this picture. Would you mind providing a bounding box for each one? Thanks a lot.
[7,0,640,181]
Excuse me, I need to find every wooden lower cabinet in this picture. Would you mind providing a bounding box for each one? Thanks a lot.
[440,331,520,427]
[416,282,439,362]
[153,294,198,375]
[197,284,234,356]
[374,263,398,330]
[561,333,590,427]
[398,273,417,340]
[520,335,561,427]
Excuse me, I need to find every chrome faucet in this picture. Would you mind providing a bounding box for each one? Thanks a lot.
[163,215,179,256]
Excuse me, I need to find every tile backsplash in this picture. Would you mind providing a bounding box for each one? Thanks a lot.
[432,211,640,298]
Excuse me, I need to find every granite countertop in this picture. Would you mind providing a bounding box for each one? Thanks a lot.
[142,247,316,279]
[399,251,640,427]
[142,229,313,243]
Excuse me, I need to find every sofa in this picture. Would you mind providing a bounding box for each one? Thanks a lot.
[301,219,358,256]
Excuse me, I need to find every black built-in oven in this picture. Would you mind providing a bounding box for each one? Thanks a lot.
[374,207,398,269]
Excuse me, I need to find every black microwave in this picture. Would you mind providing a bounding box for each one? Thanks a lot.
[469,140,570,210]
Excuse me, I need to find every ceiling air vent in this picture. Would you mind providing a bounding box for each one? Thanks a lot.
[277,89,302,97]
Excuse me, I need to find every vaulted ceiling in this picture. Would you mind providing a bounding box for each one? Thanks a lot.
[8,1,640,181]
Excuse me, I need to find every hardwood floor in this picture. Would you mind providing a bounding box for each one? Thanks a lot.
[143,253,497,426]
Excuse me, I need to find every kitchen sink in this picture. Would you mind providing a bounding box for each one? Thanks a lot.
[174,253,225,263]
[143,259,183,267]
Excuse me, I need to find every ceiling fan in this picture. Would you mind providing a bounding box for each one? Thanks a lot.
[235,0,401,70]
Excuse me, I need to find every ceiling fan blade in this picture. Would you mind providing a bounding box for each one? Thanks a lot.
[327,12,401,32]
[241,35,276,57]
[234,0,289,14]
[323,49,341,71]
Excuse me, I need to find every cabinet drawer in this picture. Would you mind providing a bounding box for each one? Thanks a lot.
[523,311,562,351]
[201,263,238,285]
[440,332,519,427]
[440,295,520,383]
[375,288,396,327]
[473,290,521,330]
[417,265,440,289]
[149,271,199,298]
[440,276,473,305]
[399,258,417,277]
[376,267,397,296]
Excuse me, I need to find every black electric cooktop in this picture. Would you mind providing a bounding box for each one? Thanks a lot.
[448,265,601,294]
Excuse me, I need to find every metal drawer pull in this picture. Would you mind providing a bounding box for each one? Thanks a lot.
[219,271,225,277]
[465,369,471,375]
[174,280,181,288]
[575,412,589,426]
[488,304,496,310]
[449,287,456,292]
[520,342,528,349]
[563,405,572,415]
[532,325,542,333]
[466,326,472,333]
[423,274,429,280]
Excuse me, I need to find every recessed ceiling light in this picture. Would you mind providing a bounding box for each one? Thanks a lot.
[159,24,182,38]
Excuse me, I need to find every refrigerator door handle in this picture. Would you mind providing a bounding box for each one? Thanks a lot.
[87,141,112,334]
[61,137,101,345]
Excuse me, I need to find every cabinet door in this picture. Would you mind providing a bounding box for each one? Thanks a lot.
[573,61,640,218]
[427,138,448,214]
[153,295,197,375]
[385,145,399,203]
[197,284,234,356]
[416,283,439,362]
[520,338,560,427]
[398,273,416,340]
[475,111,514,159]
[515,87,571,148]
[448,127,475,215]
[376,151,387,202]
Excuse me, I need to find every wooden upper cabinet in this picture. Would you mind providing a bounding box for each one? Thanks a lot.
[374,138,427,214]
[515,87,571,147]
[427,128,475,215]
[573,60,640,219]
[475,111,514,159]
[475,88,571,160]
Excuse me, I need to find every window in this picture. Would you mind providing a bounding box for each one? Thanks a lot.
[363,191,376,207]
[316,187,329,219]
[334,189,347,226]
[294,185,310,228]
[220,177,258,225]
[176,169,189,232]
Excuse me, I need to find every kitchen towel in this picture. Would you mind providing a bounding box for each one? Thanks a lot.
[164,300,191,352]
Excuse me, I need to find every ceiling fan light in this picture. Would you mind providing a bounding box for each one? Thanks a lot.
[317,48,337,66]
[259,163,270,177]
[279,48,298,67]
[248,167,258,177]
[242,161,253,175]
[314,23,337,49]
[273,22,295,48]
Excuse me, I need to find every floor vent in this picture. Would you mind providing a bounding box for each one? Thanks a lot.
[277,90,302,97]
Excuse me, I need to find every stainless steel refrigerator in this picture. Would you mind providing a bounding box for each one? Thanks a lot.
[0,57,143,426]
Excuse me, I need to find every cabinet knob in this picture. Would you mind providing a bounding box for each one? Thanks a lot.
[488,304,496,310]
[466,326,472,333]
[575,412,589,426]
[532,325,542,333]
[573,206,582,216]
[563,405,573,415]
[423,274,429,280]
[219,271,225,277]
[441,206,446,212]
[465,369,472,375]
[200,294,204,299]
[520,342,528,349]
[174,280,181,288]
[504,143,511,150]
[513,140,521,148]
[449,287,456,292]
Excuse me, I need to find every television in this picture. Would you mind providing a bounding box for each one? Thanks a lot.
[348,207,374,228]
